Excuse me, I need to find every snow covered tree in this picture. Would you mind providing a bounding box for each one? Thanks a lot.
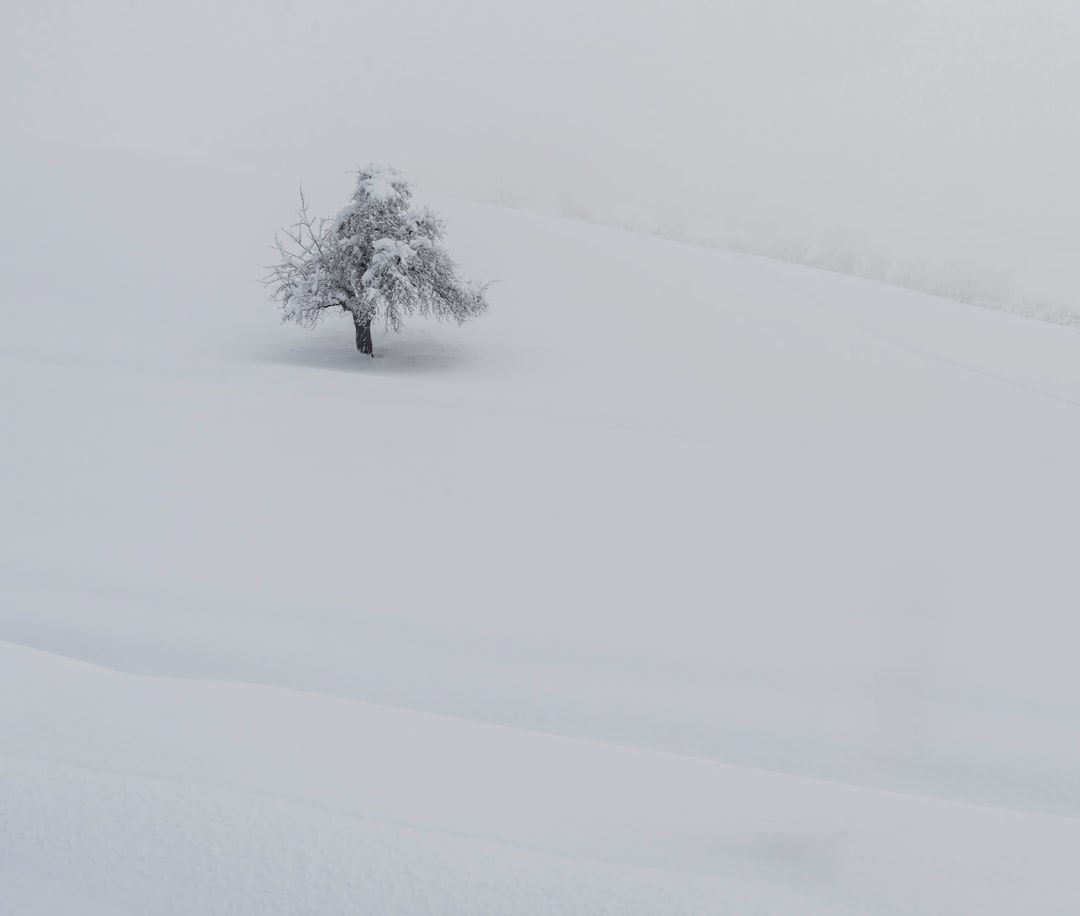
[266,165,488,356]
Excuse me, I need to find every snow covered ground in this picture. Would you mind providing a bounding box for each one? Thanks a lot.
[4,185,1080,913]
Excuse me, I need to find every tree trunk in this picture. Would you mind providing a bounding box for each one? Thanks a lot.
[354,313,373,356]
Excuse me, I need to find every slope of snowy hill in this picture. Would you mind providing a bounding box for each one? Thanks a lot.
[3,191,1080,914]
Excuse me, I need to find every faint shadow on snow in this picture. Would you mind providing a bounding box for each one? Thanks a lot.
[254,328,472,377]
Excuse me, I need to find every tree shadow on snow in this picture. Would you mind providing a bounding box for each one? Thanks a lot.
[255,327,472,377]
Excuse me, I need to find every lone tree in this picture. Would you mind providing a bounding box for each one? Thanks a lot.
[266,165,488,356]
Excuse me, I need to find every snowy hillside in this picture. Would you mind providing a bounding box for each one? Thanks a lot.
[4,195,1080,914]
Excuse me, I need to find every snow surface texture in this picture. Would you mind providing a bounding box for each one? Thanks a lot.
[3,193,1080,914]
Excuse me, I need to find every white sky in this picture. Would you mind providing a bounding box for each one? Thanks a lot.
[4,0,1078,307]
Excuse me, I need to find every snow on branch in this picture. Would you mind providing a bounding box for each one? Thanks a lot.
[265,165,489,352]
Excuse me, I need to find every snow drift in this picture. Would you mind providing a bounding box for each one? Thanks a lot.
[3,189,1080,913]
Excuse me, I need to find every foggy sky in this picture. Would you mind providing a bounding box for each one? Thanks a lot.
[4,0,1078,311]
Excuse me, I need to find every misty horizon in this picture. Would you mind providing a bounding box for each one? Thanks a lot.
[5,0,1079,319]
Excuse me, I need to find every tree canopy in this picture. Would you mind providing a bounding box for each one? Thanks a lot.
[267,165,488,354]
